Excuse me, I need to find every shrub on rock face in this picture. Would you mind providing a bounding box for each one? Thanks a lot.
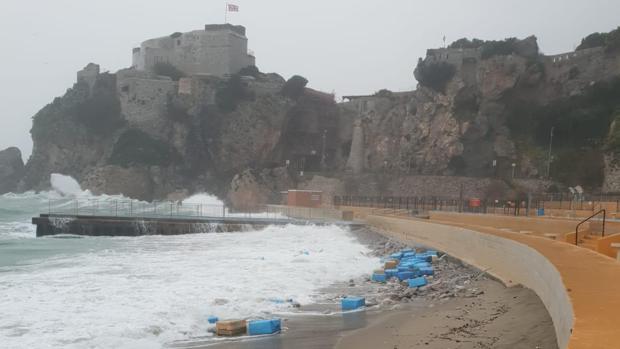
[216,74,255,112]
[374,89,393,98]
[152,62,185,81]
[577,32,607,51]
[281,75,308,99]
[238,65,261,78]
[577,27,620,52]
[449,38,485,49]
[414,59,456,93]
[480,38,520,59]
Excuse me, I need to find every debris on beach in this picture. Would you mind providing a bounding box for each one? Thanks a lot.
[358,234,483,308]
[341,296,366,311]
[247,319,282,335]
[215,319,247,337]
[372,247,438,287]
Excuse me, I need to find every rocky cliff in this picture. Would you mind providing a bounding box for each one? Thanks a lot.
[8,28,620,204]
[20,66,346,202]
[0,147,24,194]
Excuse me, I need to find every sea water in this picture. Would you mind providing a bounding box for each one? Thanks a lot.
[0,175,378,348]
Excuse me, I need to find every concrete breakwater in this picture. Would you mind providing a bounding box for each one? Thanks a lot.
[32,198,360,237]
[32,214,363,237]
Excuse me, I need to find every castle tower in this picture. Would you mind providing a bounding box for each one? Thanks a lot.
[132,24,255,77]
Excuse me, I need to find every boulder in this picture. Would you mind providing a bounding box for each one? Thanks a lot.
[0,147,25,194]
[227,167,292,209]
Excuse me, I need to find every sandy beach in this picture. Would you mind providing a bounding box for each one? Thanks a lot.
[177,227,557,349]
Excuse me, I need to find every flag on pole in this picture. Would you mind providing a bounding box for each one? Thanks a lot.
[227,3,239,12]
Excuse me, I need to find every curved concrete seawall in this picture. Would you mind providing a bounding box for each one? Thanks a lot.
[363,214,620,349]
[366,215,573,349]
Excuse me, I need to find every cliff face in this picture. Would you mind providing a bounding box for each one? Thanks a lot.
[339,36,620,192]
[15,32,620,204]
[23,67,344,201]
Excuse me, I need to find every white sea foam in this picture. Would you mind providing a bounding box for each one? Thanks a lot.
[182,193,224,206]
[50,173,89,197]
[0,224,378,348]
[181,192,287,219]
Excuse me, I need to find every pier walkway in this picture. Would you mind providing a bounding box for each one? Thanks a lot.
[32,199,360,237]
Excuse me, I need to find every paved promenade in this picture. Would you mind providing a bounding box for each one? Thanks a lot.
[360,213,620,349]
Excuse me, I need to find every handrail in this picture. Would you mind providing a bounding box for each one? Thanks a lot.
[575,209,606,245]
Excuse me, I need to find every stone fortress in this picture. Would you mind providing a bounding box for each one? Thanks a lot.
[74,24,265,146]
[132,24,255,77]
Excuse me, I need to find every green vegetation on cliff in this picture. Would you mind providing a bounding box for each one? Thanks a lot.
[216,74,256,112]
[577,27,620,52]
[448,38,485,49]
[281,75,308,100]
[414,59,456,93]
[507,78,620,187]
[449,37,539,59]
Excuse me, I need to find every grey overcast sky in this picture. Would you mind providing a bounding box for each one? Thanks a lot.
[1,0,619,160]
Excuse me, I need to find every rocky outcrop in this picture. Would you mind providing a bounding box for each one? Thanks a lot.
[80,165,154,200]
[0,147,25,194]
[227,167,292,209]
[603,154,620,192]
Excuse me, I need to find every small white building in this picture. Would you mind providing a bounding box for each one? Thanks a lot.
[132,24,255,77]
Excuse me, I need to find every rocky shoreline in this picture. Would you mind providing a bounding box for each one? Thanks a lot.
[320,227,485,311]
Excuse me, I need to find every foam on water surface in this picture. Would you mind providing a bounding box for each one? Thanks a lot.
[0,224,378,348]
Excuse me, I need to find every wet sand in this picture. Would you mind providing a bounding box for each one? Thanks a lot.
[174,227,558,349]
[337,280,558,349]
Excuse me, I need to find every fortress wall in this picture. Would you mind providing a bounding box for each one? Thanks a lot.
[365,215,574,349]
[426,48,481,67]
[136,26,251,77]
[227,32,251,74]
[117,76,176,127]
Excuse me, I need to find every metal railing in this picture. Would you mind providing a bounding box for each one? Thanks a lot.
[46,198,290,221]
[333,196,525,216]
[575,209,606,245]
[334,194,620,217]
